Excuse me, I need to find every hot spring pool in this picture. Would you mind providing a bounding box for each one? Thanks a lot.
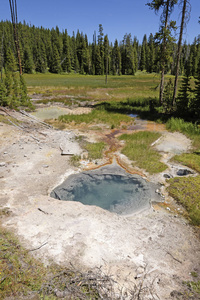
[50,164,159,215]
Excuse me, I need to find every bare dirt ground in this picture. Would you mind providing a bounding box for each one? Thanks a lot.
[0,108,200,299]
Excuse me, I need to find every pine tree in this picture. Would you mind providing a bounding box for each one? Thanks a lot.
[104,35,110,79]
[147,33,155,73]
[97,24,104,75]
[121,34,135,75]
[147,0,178,104]
[140,34,147,71]
[173,0,190,105]
[23,44,34,73]
[95,45,102,75]
[50,44,61,73]
[5,47,17,72]
[0,80,7,106]
[176,59,192,117]
[19,75,32,107]
[62,30,71,72]
[193,59,200,118]
[4,71,12,96]
[162,78,174,113]
[112,39,121,75]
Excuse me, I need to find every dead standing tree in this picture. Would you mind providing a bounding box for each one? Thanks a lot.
[9,0,22,75]
[172,0,191,106]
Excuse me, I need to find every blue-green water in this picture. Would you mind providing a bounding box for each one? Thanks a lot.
[51,174,151,215]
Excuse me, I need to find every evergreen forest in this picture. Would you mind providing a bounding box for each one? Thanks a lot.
[0,21,200,77]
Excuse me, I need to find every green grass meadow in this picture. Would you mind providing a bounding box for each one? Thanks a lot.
[25,72,164,102]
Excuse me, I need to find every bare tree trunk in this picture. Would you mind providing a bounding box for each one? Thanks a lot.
[1,28,4,82]
[173,0,187,105]
[9,0,22,75]
[159,0,170,105]
[105,56,108,84]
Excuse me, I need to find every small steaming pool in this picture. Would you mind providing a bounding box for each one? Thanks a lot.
[51,164,160,215]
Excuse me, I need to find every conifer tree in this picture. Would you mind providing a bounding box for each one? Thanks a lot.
[173,0,190,105]
[112,39,121,75]
[147,33,155,73]
[147,0,178,104]
[95,45,102,75]
[104,35,110,79]
[97,24,104,75]
[19,75,32,107]
[50,44,61,73]
[140,34,147,71]
[23,44,34,73]
[4,71,12,97]
[5,47,17,72]
[62,30,71,72]
[193,59,200,118]
[162,78,174,113]
[0,80,7,106]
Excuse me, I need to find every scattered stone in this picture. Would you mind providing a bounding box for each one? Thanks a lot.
[163,173,171,179]
[166,207,171,211]
[177,169,193,176]
[24,154,27,157]
[42,165,49,168]
[0,162,6,167]
[4,152,8,155]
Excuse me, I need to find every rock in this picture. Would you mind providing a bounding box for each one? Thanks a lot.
[163,173,171,178]
[177,169,193,176]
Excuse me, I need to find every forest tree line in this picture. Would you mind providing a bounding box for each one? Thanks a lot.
[0,20,200,77]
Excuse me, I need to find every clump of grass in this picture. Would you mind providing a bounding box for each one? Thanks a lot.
[172,153,200,173]
[70,155,81,167]
[118,131,167,174]
[185,280,200,294]
[166,117,200,137]
[166,118,200,172]
[58,108,133,128]
[84,142,105,160]
[0,225,47,298]
[167,176,200,226]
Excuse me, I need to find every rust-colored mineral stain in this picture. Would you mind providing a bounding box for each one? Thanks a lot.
[81,119,166,174]
[146,122,166,132]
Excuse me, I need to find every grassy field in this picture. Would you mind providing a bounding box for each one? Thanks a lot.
[25,72,165,102]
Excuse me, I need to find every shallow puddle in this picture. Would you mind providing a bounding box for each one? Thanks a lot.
[31,106,71,120]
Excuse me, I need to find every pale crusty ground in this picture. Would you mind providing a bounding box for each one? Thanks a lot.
[0,110,199,299]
